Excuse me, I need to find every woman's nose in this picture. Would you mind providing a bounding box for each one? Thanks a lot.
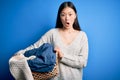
[65,15,69,20]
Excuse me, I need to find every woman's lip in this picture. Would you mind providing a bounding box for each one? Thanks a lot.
[66,22,70,24]
[65,23,70,26]
[66,23,69,25]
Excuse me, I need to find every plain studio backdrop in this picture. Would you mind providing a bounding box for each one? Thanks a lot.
[0,0,120,80]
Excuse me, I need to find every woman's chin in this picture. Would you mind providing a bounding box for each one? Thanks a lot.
[64,25,72,29]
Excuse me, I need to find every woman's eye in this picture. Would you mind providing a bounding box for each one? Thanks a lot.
[69,14,72,16]
[60,14,65,17]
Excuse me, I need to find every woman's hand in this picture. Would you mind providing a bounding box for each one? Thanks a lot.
[54,46,64,59]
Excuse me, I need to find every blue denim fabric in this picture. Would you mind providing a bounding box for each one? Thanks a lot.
[24,43,56,72]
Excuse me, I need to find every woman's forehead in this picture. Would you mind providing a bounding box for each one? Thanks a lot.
[61,7,75,13]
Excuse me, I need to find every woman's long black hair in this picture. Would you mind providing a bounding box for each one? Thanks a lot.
[55,1,81,31]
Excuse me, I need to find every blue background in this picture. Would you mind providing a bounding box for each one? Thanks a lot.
[0,0,120,80]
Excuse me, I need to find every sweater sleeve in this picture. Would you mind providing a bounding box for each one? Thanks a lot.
[60,32,88,69]
[15,29,54,55]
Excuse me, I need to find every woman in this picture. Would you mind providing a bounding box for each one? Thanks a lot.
[52,1,88,80]
[10,1,88,80]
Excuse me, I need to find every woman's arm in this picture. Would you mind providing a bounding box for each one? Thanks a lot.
[60,32,88,69]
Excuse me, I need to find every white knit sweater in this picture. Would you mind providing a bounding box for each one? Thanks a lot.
[9,28,88,80]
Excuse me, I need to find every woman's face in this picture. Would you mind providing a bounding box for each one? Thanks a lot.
[60,7,76,29]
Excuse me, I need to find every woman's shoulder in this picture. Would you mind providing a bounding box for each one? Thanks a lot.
[79,31,88,39]
[80,31,87,35]
[46,28,58,34]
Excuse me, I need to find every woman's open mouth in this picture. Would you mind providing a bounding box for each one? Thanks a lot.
[66,22,70,25]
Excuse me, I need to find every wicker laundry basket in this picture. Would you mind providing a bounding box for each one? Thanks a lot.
[32,56,58,80]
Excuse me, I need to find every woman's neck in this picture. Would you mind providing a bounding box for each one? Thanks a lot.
[62,27,75,33]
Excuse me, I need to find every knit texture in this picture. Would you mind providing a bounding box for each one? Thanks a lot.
[9,54,34,80]
[9,28,88,80]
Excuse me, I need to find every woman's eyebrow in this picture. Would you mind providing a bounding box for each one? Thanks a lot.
[61,11,73,14]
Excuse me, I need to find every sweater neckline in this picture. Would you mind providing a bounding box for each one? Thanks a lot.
[56,28,81,47]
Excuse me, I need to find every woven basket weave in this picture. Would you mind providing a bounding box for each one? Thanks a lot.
[32,56,58,80]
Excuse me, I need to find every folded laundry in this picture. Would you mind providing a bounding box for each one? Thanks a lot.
[24,43,56,72]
